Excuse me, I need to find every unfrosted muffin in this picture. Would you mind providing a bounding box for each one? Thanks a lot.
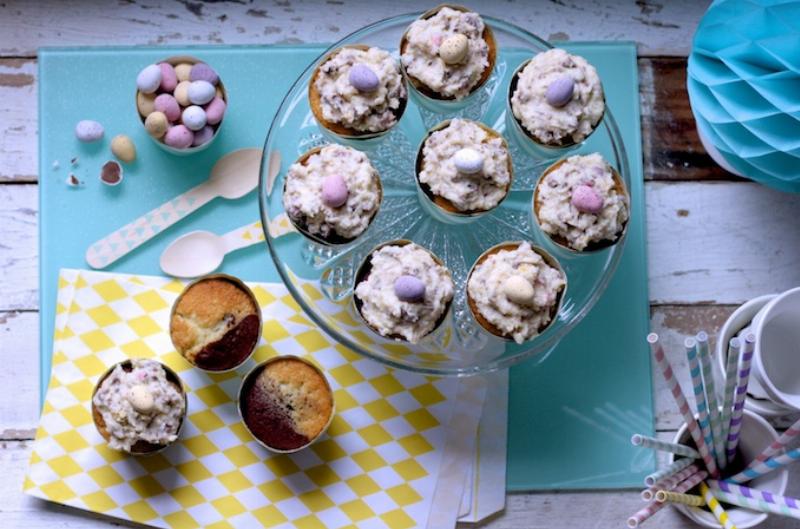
[534,153,629,251]
[400,5,496,100]
[309,45,407,137]
[416,118,512,214]
[283,144,382,244]
[354,241,454,343]
[240,356,334,452]
[170,275,261,371]
[92,359,186,454]
[509,48,605,147]
[467,242,565,344]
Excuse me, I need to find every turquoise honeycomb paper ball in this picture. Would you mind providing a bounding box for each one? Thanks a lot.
[688,0,800,192]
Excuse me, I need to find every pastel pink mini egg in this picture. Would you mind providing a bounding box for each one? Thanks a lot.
[154,94,181,121]
[192,126,215,147]
[571,184,604,214]
[204,97,226,125]
[158,62,178,92]
[164,125,194,149]
[321,174,348,208]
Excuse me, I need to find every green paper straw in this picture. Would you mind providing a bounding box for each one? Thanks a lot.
[641,463,700,501]
[686,337,718,470]
[718,337,741,469]
[708,480,800,520]
[697,331,724,469]
[631,434,700,459]
[644,457,695,486]
[655,489,705,506]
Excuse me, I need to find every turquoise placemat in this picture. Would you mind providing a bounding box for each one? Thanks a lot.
[39,43,652,491]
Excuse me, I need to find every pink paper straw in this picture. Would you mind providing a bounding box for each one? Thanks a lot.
[648,333,719,478]
[641,463,700,501]
[726,447,800,484]
[742,415,800,472]
[686,337,719,471]
[726,333,755,463]
[627,469,708,527]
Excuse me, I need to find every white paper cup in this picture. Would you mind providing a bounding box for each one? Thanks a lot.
[747,287,800,411]
[670,409,788,529]
[715,294,794,417]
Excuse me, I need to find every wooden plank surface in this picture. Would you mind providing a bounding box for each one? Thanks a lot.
[0,0,708,58]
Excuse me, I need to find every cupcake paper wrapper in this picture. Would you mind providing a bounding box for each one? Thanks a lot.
[24,268,505,529]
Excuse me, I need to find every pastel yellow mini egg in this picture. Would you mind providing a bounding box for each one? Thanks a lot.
[174,62,193,82]
[502,275,535,305]
[111,134,137,163]
[439,33,469,65]
[174,80,191,106]
[136,91,156,117]
[145,111,169,138]
[128,385,155,414]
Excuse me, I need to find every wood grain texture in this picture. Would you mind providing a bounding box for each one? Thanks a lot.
[0,184,38,311]
[0,0,709,58]
[0,59,36,183]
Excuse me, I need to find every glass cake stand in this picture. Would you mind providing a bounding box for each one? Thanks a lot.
[259,12,631,376]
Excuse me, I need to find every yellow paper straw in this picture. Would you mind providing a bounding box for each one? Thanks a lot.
[641,463,700,501]
[655,489,705,507]
[627,469,707,527]
[700,482,738,529]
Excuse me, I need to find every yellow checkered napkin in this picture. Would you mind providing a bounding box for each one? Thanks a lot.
[24,269,482,529]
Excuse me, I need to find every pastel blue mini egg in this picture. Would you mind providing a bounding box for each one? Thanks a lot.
[188,80,216,105]
[136,64,162,94]
[181,105,207,131]
[545,75,575,108]
[348,64,379,92]
[453,147,484,174]
[394,275,426,303]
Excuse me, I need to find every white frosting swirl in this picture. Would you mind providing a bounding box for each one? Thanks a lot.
[92,359,184,451]
[419,119,511,212]
[314,46,406,133]
[511,49,604,145]
[283,145,381,240]
[401,7,490,100]
[536,153,629,251]
[355,243,454,343]
[468,242,565,344]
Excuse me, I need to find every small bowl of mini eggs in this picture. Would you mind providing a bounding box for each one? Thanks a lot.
[135,56,227,155]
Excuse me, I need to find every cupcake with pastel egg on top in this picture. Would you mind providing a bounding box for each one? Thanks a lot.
[282,144,383,245]
[400,4,496,101]
[309,45,408,139]
[467,241,566,344]
[416,118,513,216]
[534,153,630,252]
[354,240,454,344]
[509,48,605,149]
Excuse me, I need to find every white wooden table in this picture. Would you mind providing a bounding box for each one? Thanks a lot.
[2,1,800,527]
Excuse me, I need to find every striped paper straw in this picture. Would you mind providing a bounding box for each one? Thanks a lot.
[631,434,700,459]
[645,457,695,486]
[641,463,700,501]
[686,337,719,472]
[648,333,719,478]
[655,489,705,507]
[708,480,800,520]
[742,415,800,472]
[700,482,738,529]
[726,334,755,463]
[697,331,725,469]
[718,337,742,469]
[727,447,800,484]
[627,469,708,527]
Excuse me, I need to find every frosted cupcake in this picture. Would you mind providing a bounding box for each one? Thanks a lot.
[354,241,454,343]
[239,356,334,453]
[309,45,407,138]
[92,359,186,455]
[400,5,496,101]
[283,144,382,245]
[416,119,513,215]
[509,48,605,148]
[534,153,629,252]
[467,242,566,343]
